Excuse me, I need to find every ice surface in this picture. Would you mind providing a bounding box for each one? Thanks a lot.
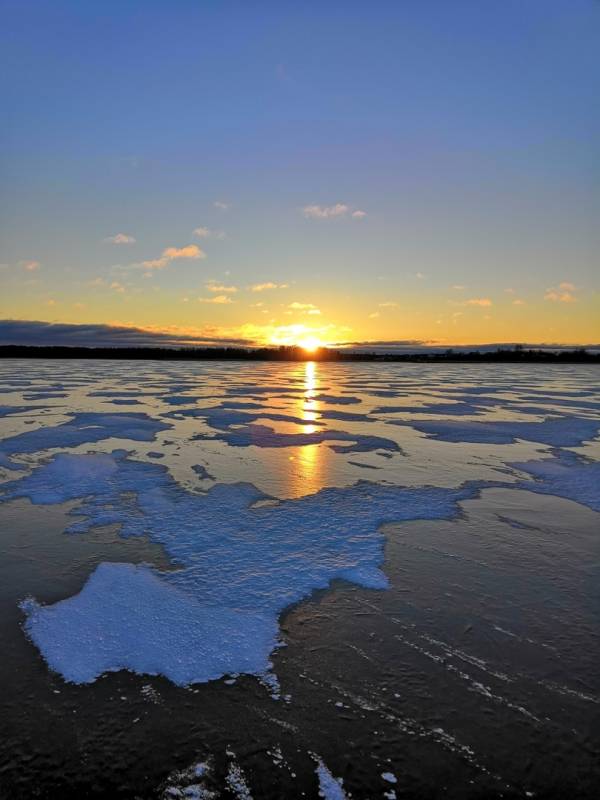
[512,452,600,512]
[0,412,171,466]
[399,417,600,446]
[315,760,347,799]
[193,423,401,454]
[21,563,278,685]
[8,451,478,684]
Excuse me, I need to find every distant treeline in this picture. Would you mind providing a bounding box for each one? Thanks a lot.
[0,345,598,363]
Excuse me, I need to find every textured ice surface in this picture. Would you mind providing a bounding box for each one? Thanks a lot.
[1,359,599,693]
[401,417,600,446]
[0,412,170,465]
[6,451,478,684]
[194,423,401,454]
[315,760,347,799]
[513,452,600,512]
[21,563,278,685]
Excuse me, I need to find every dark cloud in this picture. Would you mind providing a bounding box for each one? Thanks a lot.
[337,340,600,354]
[0,320,253,348]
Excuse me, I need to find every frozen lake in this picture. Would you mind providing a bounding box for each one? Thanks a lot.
[0,359,599,798]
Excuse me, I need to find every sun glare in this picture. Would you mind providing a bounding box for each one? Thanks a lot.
[298,336,322,353]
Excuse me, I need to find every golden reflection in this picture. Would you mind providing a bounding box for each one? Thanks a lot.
[296,361,322,489]
[301,360,318,434]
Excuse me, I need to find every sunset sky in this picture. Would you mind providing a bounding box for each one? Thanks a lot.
[1,0,598,349]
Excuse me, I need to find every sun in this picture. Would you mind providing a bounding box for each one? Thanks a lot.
[298,336,322,353]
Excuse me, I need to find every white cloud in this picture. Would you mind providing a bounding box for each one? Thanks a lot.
[206,281,237,293]
[250,282,288,292]
[141,244,205,270]
[193,226,225,239]
[465,297,492,307]
[289,301,318,311]
[105,233,136,245]
[307,308,321,315]
[213,200,230,210]
[544,289,576,303]
[302,204,368,220]
[198,294,233,304]
[303,203,349,219]
[452,285,466,291]
[378,302,398,308]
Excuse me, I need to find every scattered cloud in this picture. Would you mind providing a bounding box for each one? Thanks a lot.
[452,285,466,291]
[250,282,288,292]
[303,203,349,219]
[206,281,237,293]
[141,244,205,270]
[193,226,225,239]
[213,200,230,210]
[198,294,233,304]
[20,260,40,272]
[110,281,126,293]
[544,284,577,303]
[104,233,136,245]
[302,203,366,220]
[369,311,380,319]
[378,302,398,308]
[285,301,321,314]
[465,298,492,307]
[513,299,525,306]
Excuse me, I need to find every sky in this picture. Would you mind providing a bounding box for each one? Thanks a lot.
[1,0,599,349]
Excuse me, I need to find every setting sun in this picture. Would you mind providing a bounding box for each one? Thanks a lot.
[298,336,322,353]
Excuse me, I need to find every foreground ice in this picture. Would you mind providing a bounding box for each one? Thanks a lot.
[4,451,479,685]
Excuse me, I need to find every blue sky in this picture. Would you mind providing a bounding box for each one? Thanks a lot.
[1,0,598,346]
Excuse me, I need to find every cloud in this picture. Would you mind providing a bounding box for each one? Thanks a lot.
[559,282,576,291]
[452,285,466,291]
[141,244,205,270]
[289,301,318,310]
[302,203,349,219]
[0,320,252,348]
[369,312,380,319]
[206,282,237,293]
[104,233,136,245]
[378,302,398,308]
[198,294,233,304]
[110,281,126,293]
[512,299,525,306]
[213,200,230,210]
[415,272,426,279]
[250,282,288,292]
[193,227,225,239]
[465,298,492,307]
[351,210,367,219]
[307,308,321,315]
[544,286,577,303]
[20,260,40,272]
